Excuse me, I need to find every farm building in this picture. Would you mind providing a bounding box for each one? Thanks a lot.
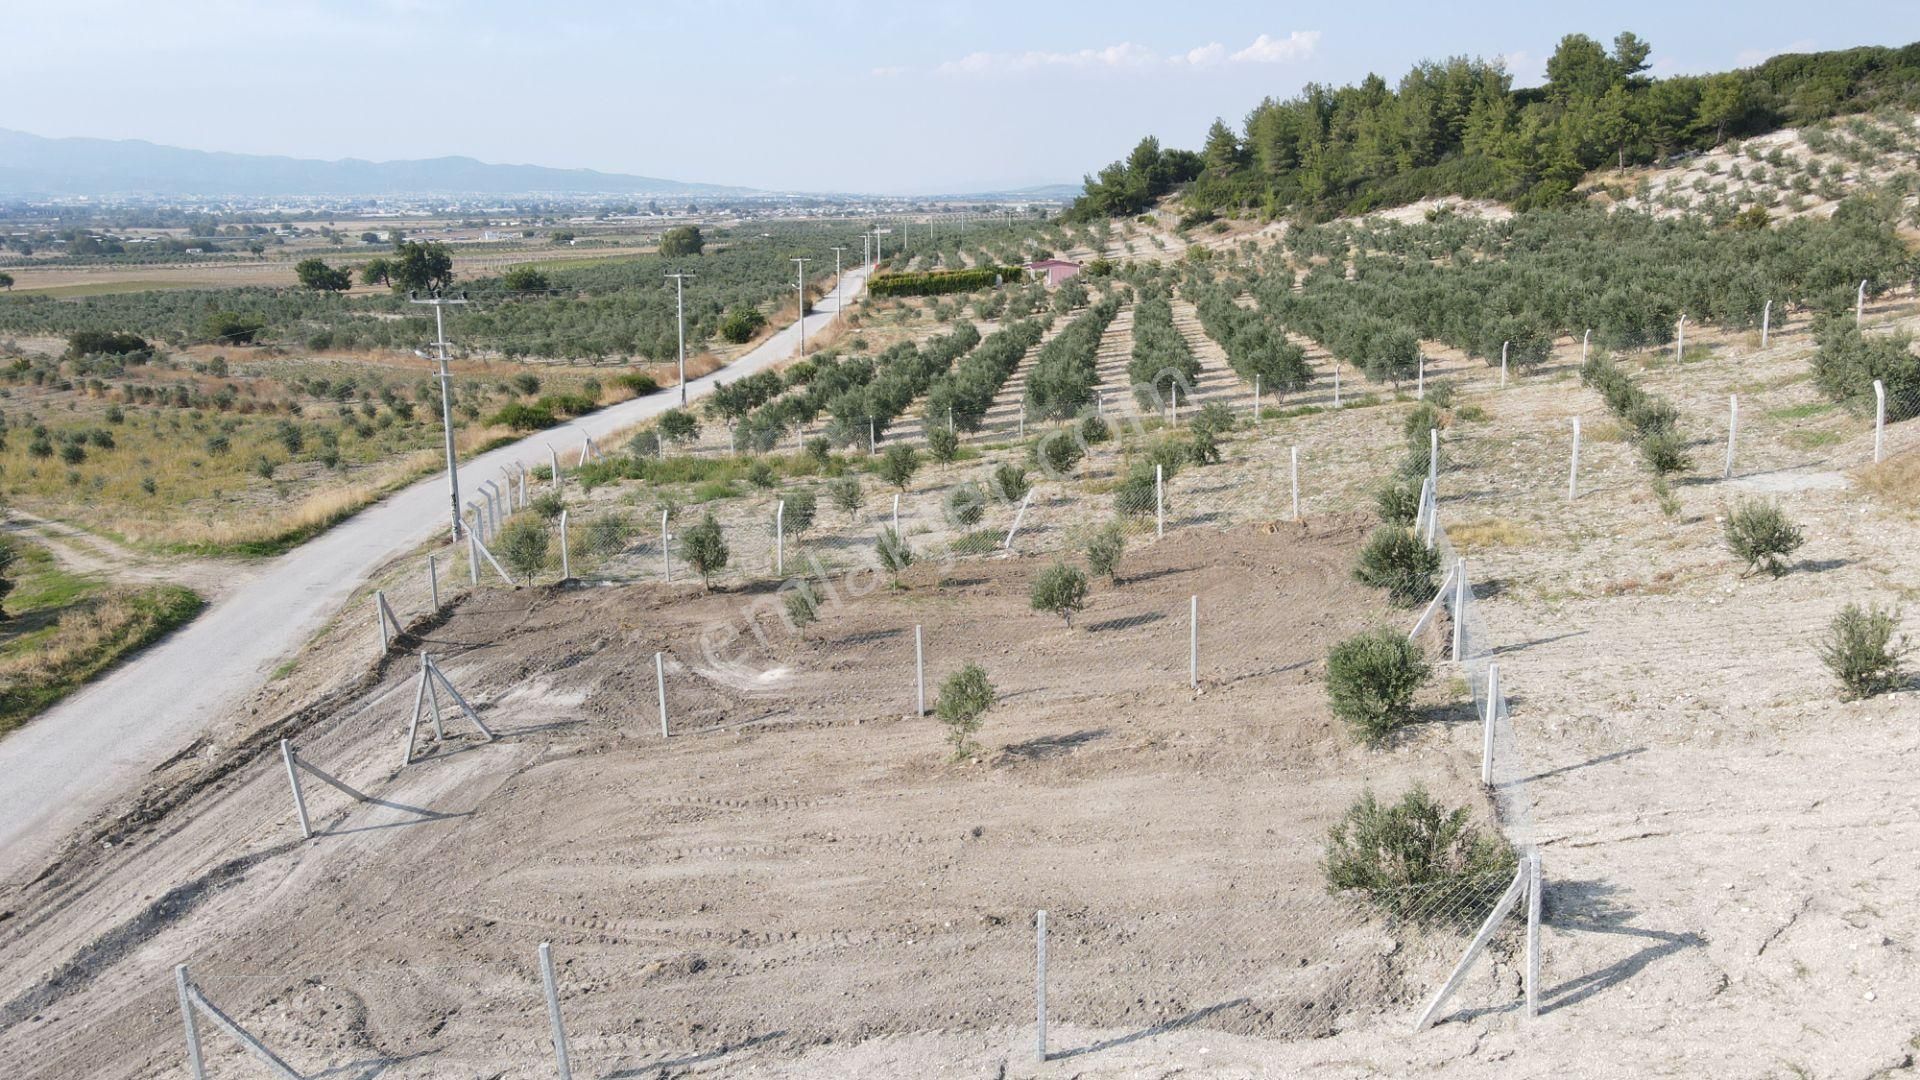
[1024,257,1081,286]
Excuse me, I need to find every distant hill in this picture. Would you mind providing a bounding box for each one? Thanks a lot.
[0,128,758,198]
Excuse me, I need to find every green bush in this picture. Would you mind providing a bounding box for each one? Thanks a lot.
[1374,478,1422,526]
[1085,523,1126,583]
[719,306,767,344]
[1034,429,1084,476]
[1029,561,1090,627]
[1324,628,1431,742]
[935,662,995,759]
[498,515,551,582]
[879,444,921,490]
[926,426,959,464]
[876,527,914,587]
[1819,603,1910,700]
[1639,430,1692,475]
[677,512,729,588]
[992,462,1030,503]
[946,484,986,528]
[1114,460,1162,517]
[529,492,565,520]
[1080,413,1112,445]
[614,372,660,396]
[779,489,817,537]
[1322,786,1513,920]
[1723,499,1804,577]
[784,580,819,629]
[658,408,700,443]
[827,475,865,519]
[491,401,558,431]
[1353,526,1441,607]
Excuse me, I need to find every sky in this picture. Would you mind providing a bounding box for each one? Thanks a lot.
[11,0,1920,195]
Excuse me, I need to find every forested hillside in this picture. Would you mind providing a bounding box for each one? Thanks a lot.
[1068,34,1920,220]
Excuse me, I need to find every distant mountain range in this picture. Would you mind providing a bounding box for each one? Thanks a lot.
[0,128,758,198]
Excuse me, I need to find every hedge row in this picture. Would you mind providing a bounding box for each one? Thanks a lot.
[867,266,1026,298]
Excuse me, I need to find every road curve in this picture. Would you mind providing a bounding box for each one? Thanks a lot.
[0,266,869,883]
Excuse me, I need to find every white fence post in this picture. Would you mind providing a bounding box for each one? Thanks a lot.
[915,624,925,716]
[176,964,207,1080]
[467,528,480,585]
[1568,417,1581,501]
[1874,379,1886,463]
[1500,340,1509,388]
[1526,852,1543,1018]
[280,739,312,840]
[661,509,671,582]
[1003,491,1034,551]
[547,444,561,490]
[559,510,570,581]
[1333,362,1341,407]
[1417,353,1425,399]
[1253,374,1261,424]
[1451,558,1466,662]
[1481,662,1499,786]
[1290,446,1300,521]
[374,591,391,652]
[428,554,440,609]
[775,500,785,576]
[1761,300,1771,349]
[1581,327,1590,366]
[1675,314,1685,362]
[1724,395,1738,479]
[1857,278,1867,323]
[1155,464,1165,539]
[177,968,303,1079]
[1189,594,1198,689]
[870,417,877,453]
[1414,860,1529,1031]
[1408,561,1459,641]
[539,942,574,1080]
[891,493,900,536]
[1035,910,1049,1062]
[656,652,668,738]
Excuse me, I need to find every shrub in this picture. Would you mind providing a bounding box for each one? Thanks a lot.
[678,512,729,588]
[746,460,777,488]
[1723,500,1804,577]
[879,444,921,490]
[614,372,660,396]
[935,662,995,759]
[1085,523,1125,583]
[658,408,700,443]
[779,489,817,537]
[1034,428,1084,477]
[529,491,565,520]
[926,426,959,464]
[784,581,819,630]
[1029,562,1090,627]
[1639,430,1692,475]
[991,462,1030,503]
[1819,603,1910,700]
[491,401,558,431]
[827,476,866,519]
[1353,526,1441,607]
[1080,413,1111,445]
[579,512,633,555]
[946,484,986,528]
[1186,427,1221,466]
[876,527,914,587]
[512,373,542,395]
[498,515,552,581]
[1114,460,1162,517]
[805,436,833,465]
[628,429,661,458]
[1374,478,1422,526]
[719,306,767,344]
[1324,629,1431,742]
[1322,786,1513,919]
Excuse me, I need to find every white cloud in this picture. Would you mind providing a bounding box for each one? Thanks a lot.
[1229,31,1320,64]
[926,31,1317,77]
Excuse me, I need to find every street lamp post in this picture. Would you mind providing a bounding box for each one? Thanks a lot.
[665,271,695,405]
[409,292,468,541]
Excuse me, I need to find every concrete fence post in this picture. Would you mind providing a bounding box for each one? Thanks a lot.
[1526,851,1543,1018]
[1581,327,1591,366]
[539,942,574,1080]
[374,591,391,652]
[661,509,671,583]
[656,652,668,738]
[1874,379,1886,463]
[1253,374,1261,424]
[1451,558,1467,662]
[428,554,440,609]
[775,500,785,577]
[467,528,480,585]
[1155,464,1165,539]
[1500,340,1509,388]
[1857,278,1867,323]
[176,964,207,1080]
[1675,314,1685,362]
[1333,362,1341,408]
[1724,395,1738,479]
[1171,383,1179,424]
[891,493,900,536]
[1290,446,1300,521]
[1035,910,1049,1061]
[1568,417,1581,501]
[1761,300,1771,350]
[1482,662,1499,786]
[559,510,571,581]
[1003,490,1034,551]
[280,739,312,841]
[1189,594,1199,689]
[1417,353,1425,399]
[915,624,926,716]
[547,444,561,490]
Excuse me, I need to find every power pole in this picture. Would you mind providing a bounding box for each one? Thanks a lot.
[410,292,468,542]
[792,257,810,356]
[830,246,845,316]
[665,271,695,405]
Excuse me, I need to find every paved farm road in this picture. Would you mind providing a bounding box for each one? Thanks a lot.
[0,267,869,883]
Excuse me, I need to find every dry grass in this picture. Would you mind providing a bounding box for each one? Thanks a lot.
[1858,451,1920,511]
[1449,517,1535,549]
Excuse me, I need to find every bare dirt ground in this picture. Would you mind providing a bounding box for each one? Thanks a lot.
[0,519,1509,1079]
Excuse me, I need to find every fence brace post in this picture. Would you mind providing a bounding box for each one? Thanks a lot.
[280,739,312,840]
[1414,859,1529,1032]
[656,651,668,738]
[1568,416,1581,501]
[1526,851,1543,1018]
[1189,594,1199,689]
[1155,464,1165,539]
[428,553,440,609]
[1035,910,1049,1061]
[1290,445,1300,521]
[177,965,207,1080]
[914,624,926,716]
[539,942,574,1080]
[559,510,570,582]
[1451,558,1467,661]
[1481,662,1499,786]
[1874,379,1886,464]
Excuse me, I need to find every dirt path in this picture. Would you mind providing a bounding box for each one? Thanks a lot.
[1,512,254,600]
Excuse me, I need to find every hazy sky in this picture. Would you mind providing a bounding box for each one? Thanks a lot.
[12,1,1920,194]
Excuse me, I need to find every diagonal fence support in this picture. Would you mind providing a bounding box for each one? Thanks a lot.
[1034,909,1049,1062]
[373,590,404,653]
[539,942,575,1080]
[1408,561,1460,642]
[403,653,495,764]
[280,739,312,840]
[471,532,517,586]
[175,965,303,1079]
[1413,859,1529,1032]
[1451,558,1468,662]
[1003,491,1034,552]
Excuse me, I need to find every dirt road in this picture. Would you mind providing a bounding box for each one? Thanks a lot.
[0,266,868,884]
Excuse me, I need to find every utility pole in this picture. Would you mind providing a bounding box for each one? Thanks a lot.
[665,271,695,405]
[792,257,810,356]
[830,246,845,316]
[410,292,468,542]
